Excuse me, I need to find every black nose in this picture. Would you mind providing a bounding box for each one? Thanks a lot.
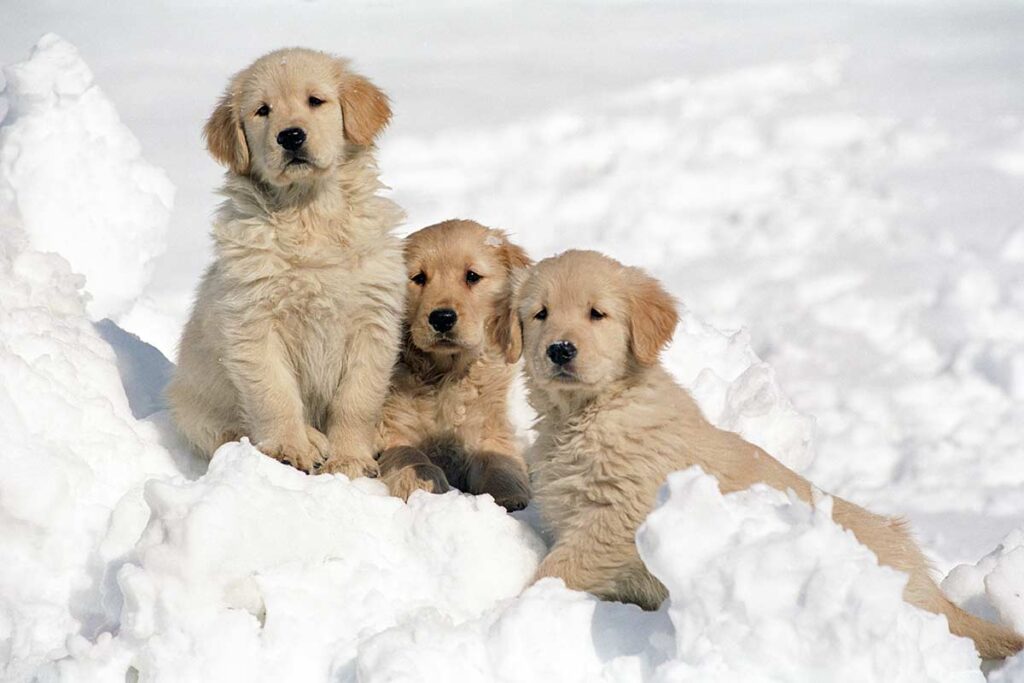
[547,341,577,366]
[277,127,306,151]
[428,308,458,333]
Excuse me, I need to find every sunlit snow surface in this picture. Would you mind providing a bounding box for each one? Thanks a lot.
[1,3,1024,680]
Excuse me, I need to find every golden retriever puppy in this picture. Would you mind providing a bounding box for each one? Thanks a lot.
[512,250,1022,659]
[375,219,532,511]
[167,48,404,478]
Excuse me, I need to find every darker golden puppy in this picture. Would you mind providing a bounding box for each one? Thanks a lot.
[376,219,532,511]
[518,250,1022,660]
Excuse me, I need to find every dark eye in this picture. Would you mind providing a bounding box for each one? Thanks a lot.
[534,307,547,321]
[466,270,482,285]
[308,96,325,108]
[410,271,427,286]
[590,308,606,320]
[255,104,270,117]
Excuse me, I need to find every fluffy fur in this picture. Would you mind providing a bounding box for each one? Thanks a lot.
[376,219,532,511]
[517,249,1023,660]
[168,48,405,477]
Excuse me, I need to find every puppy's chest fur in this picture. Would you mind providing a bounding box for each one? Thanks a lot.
[217,215,399,319]
[210,193,405,414]
[531,379,701,540]
[380,355,513,450]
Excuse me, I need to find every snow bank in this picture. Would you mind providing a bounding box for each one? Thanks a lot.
[350,469,984,682]
[0,34,173,320]
[51,444,544,681]
[0,150,181,681]
[667,310,815,473]
[637,470,981,682]
[943,530,1024,639]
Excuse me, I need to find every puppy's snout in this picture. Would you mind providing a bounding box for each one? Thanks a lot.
[547,341,577,366]
[428,308,458,333]
[277,127,307,151]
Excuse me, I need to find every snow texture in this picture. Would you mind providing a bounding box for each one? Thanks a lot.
[0,34,173,320]
[944,530,1024,644]
[1,8,1024,682]
[0,101,182,683]
[353,470,986,683]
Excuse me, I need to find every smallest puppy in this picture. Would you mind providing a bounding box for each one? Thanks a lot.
[376,219,532,511]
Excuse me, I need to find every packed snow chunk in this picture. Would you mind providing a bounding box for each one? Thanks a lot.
[637,468,983,682]
[0,220,182,679]
[351,468,982,683]
[992,652,1024,683]
[943,529,1024,636]
[355,580,670,683]
[56,443,545,682]
[665,310,816,473]
[0,34,173,319]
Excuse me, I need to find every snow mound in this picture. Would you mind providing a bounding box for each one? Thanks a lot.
[638,469,981,682]
[348,469,983,682]
[992,653,1024,683]
[943,530,1024,639]
[0,33,173,320]
[50,443,544,681]
[0,167,181,681]
[667,310,815,472]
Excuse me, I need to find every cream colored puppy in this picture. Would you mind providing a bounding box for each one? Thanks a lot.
[515,250,1022,660]
[376,219,532,511]
[168,48,404,477]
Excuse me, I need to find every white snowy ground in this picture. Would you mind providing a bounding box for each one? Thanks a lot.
[2,2,1024,681]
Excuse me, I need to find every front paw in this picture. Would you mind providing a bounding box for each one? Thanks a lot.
[384,464,451,501]
[493,484,530,512]
[319,452,380,479]
[257,429,326,473]
[304,426,330,464]
[481,467,531,512]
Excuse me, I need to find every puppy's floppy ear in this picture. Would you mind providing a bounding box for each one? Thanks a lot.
[204,82,250,175]
[489,268,528,364]
[486,229,532,272]
[338,69,392,146]
[628,269,678,367]
[486,232,531,363]
[499,240,532,272]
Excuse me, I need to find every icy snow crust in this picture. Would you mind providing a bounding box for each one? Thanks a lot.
[1,32,1023,683]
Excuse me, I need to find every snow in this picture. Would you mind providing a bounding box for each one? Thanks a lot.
[50,444,543,682]
[0,34,173,322]
[353,470,988,683]
[637,470,981,682]
[0,102,183,681]
[944,530,1024,640]
[1,2,1024,681]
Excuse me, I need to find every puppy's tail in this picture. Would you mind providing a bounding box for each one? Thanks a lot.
[832,500,1023,659]
[908,570,1024,660]
[944,601,1024,660]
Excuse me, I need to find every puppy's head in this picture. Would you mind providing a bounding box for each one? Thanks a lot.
[515,251,678,395]
[204,48,390,186]
[404,220,531,360]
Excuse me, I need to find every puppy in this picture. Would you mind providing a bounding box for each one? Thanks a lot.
[167,48,405,478]
[376,219,532,511]
[512,250,1022,660]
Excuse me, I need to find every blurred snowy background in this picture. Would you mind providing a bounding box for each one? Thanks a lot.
[2,1,1024,680]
